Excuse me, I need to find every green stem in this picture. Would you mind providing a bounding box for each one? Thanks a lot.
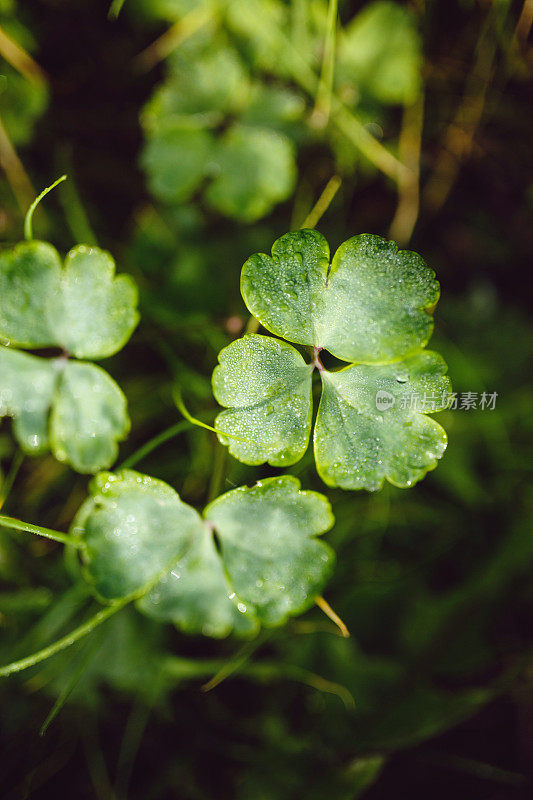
[0,449,24,510]
[0,513,84,549]
[119,419,192,470]
[24,174,67,241]
[313,0,338,123]
[0,599,129,678]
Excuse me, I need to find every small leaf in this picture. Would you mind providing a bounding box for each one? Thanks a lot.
[138,524,259,638]
[50,361,130,474]
[72,470,203,601]
[205,476,335,625]
[241,231,439,363]
[0,346,58,454]
[212,334,313,467]
[0,241,138,357]
[205,125,297,222]
[315,352,451,490]
[0,241,61,348]
[54,245,139,360]
[340,1,422,105]
[141,124,214,204]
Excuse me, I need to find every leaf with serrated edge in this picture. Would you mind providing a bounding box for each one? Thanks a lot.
[204,476,335,626]
[212,334,313,466]
[71,470,204,601]
[315,351,451,491]
[0,346,59,454]
[241,230,439,363]
[0,241,138,358]
[138,525,259,638]
[50,361,130,474]
[55,246,139,359]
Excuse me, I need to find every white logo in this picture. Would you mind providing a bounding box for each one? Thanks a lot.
[375,390,395,411]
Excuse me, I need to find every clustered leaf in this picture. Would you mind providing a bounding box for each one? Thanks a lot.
[213,230,452,491]
[141,38,298,222]
[0,241,138,473]
[73,471,335,638]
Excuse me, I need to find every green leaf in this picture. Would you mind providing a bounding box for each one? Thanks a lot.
[141,124,214,204]
[205,125,297,222]
[138,524,259,638]
[241,230,439,363]
[340,1,422,105]
[77,472,335,635]
[0,241,138,358]
[212,334,313,467]
[214,231,451,490]
[50,361,130,474]
[205,476,335,626]
[54,246,139,360]
[0,346,58,454]
[0,241,61,348]
[315,352,451,490]
[72,470,203,601]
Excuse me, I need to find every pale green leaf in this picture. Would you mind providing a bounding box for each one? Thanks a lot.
[315,352,451,490]
[205,125,297,222]
[141,125,214,204]
[204,476,335,625]
[212,334,313,467]
[71,470,203,601]
[55,246,139,360]
[50,361,130,474]
[138,524,259,638]
[340,1,422,105]
[0,241,61,348]
[0,346,58,454]
[0,241,138,358]
[241,230,439,363]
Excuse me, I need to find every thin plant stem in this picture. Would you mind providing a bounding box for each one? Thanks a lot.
[0,114,35,212]
[174,388,253,445]
[389,94,424,245]
[0,450,24,511]
[312,0,338,125]
[315,595,350,637]
[0,513,85,549]
[0,599,129,678]
[119,420,192,470]
[24,175,67,241]
[0,24,47,84]
[135,5,215,71]
[301,175,342,229]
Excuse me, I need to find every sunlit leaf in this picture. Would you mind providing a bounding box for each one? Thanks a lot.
[204,476,335,625]
[241,230,439,364]
[72,469,203,601]
[215,230,450,489]
[315,352,451,490]
[138,524,259,638]
[0,346,58,454]
[50,361,130,474]
[0,241,138,358]
[212,334,313,466]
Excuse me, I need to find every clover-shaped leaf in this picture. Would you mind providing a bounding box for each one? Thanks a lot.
[74,471,335,637]
[0,242,138,358]
[71,470,203,601]
[141,36,299,222]
[213,230,452,491]
[0,240,138,473]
